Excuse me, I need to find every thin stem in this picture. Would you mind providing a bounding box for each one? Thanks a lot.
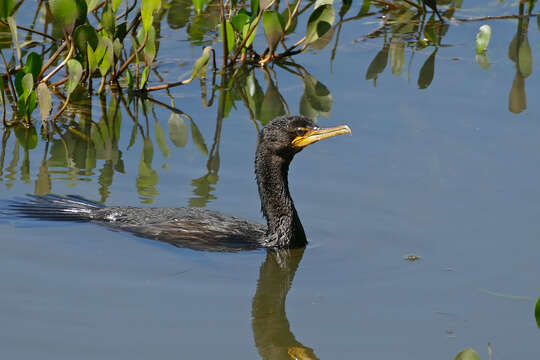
[113,29,148,81]
[455,13,540,22]
[0,50,17,103]
[145,78,191,92]
[50,93,72,123]
[38,42,67,79]
[400,0,422,10]
[41,39,74,84]
[283,0,301,34]
[0,20,57,41]
[220,0,229,67]
[229,9,264,65]
[50,77,69,87]
[97,76,106,94]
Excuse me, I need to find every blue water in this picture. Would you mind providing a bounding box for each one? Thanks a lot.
[1,1,540,358]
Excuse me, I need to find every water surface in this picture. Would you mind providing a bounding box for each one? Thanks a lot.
[1,1,540,358]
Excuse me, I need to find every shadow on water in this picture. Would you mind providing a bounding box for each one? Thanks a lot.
[253,248,318,360]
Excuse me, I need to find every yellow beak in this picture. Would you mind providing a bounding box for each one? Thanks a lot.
[291,125,352,148]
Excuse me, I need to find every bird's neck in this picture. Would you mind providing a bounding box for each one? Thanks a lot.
[255,150,307,248]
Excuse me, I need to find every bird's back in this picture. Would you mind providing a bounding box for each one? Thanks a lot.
[5,195,266,252]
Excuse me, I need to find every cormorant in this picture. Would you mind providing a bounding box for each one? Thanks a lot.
[7,115,351,252]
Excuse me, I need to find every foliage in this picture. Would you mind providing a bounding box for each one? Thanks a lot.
[0,0,537,143]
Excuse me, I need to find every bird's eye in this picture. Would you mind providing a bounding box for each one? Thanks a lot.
[296,128,307,136]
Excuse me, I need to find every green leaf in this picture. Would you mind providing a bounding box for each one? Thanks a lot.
[475,53,490,70]
[137,26,156,65]
[508,34,518,63]
[112,0,122,12]
[167,0,190,29]
[168,113,188,147]
[358,0,370,16]
[140,65,150,89]
[423,17,438,44]
[389,39,405,75]
[509,71,526,114]
[535,296,540,329]
[26,90,37,116]
[85,0,101,13]
[191,46,212,80]
[65,59,83,95]
[141,0,161,32]
[88,37,107,74]
[115,22,127,41]
[251,0,259,15]
[280,1,298,34]
[101,3,115,37]
[475,24,491,54]
[154,121,170,158]
[127,124,138,150]
[36,82,52,124]
[14,124,38,150]
[21,73,33,102]
[23,52,42,79]
[262,10,283,53]
[0,0,14,20]
[17,96,27,116]
[220,20,235,54]
[126,68,135,89]
[49,0,87,28]
[74,24,98,56]
[259,79,285,125]
[338,0,352,18]
[518,36,532,78]
[98,37,113,77]
[241,21,258,49]
[308,24,335,50]
[302,74,332,113]
[305,0,335,47]
[7,17,20,64]
[190,119,208,155]
[418,49,437,89]
[365,45,388,81]
[193,0,208,15]
[15,70,25,96]
[454,348,481,360]
[232,12,250,32]
[244,73,264,118]
[113,38,123,58]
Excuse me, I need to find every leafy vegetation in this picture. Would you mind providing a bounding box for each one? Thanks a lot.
[0,0,539,201]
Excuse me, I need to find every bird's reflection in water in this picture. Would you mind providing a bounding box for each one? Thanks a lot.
[252,248,318,360]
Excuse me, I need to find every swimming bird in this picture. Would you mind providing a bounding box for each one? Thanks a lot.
[7,115,351,252]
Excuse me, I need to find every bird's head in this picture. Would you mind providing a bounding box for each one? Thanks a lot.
[258,115,351,160]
